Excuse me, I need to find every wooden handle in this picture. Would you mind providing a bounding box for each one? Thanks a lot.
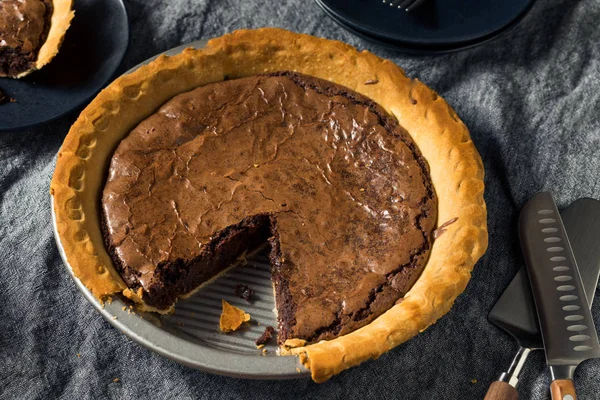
[484,381,518,400]
[550,379,576,400]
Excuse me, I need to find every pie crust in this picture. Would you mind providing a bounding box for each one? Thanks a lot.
[219,300,251,333]
[50,28,488,382]
[34,0,74,75]
[1,0,75,78]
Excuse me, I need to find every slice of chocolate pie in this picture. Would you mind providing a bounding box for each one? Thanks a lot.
[0,0,74,78]
[101,72,437,345]
[51,28,487,382]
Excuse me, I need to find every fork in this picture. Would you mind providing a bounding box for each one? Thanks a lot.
[383,0,428,12]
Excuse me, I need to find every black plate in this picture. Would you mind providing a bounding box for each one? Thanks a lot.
[315,0,536,53]
[0,0,129,131]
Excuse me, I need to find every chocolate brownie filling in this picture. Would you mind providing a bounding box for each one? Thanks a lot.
[0,0,54,76]
[102,72,437,344]
[102,213,272,309]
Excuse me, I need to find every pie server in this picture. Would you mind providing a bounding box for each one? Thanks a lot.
[520,192,600,399]
[485,197,600,399]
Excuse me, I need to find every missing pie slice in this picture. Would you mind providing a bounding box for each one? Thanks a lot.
[0,0,74,78]
[50,28,487,382]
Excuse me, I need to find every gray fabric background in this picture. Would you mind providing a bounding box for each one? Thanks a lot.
[1,0,600,398]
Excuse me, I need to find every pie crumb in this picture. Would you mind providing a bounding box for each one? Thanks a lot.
[234,284,255,302]
[0,89,15,104]
[122,306,126,311]
[111,316,117,320]
[256,344,265,349]
[76,353,81,357]
[296,368,301,373]
[219,300,250,332]
[470,379,478,384]
[284,338,306,348]
[255,326,275,346]
[113,378,120,383]
[262,349,267,354]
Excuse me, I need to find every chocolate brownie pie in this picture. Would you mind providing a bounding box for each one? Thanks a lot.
[51,29,487,382]
[101,71,437,346]
[0,0,74,78]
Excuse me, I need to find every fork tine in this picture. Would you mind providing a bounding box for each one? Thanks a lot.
[405,0,427,12]
[385,0,427,11]
[397,0,414,8]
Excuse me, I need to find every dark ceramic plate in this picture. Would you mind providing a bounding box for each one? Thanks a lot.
[315,0,536,53]
[0,0,129,131]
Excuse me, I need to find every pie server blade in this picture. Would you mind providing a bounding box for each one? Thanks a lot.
[520,192,600,399]
[485,198,600,399]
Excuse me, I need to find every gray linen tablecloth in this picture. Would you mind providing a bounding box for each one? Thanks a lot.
[2,0,600,398]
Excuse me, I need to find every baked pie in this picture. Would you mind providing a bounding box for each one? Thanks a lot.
[51,28,487,382]
[0,0,74,78]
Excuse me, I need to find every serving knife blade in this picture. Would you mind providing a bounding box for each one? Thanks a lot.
[485,198,600,400]
[519,192,600,400]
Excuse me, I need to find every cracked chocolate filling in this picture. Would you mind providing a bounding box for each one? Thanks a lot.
[102,71,437,345]
[0,0,53,76]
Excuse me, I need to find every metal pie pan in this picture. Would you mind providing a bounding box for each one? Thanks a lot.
[51,40,310,380]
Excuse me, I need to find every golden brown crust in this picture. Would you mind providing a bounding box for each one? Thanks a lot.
[219,300,251,332]
[35,0,74,70]
[50,28,487,382]
[14,0,74,78]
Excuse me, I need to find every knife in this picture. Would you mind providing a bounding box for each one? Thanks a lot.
[520,192,600,399]
[485,198,600,399]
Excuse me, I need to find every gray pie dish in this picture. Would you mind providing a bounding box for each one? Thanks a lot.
[51,39,310,380]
